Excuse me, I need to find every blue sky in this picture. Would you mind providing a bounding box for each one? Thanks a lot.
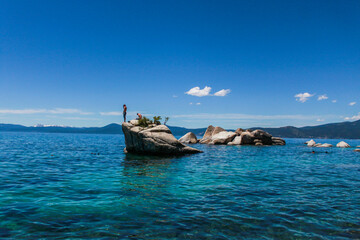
[1,0,360,128]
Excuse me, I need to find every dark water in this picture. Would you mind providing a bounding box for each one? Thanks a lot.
[0,132,359,239]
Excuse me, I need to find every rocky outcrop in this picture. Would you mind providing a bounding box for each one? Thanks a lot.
[336,141,350,148]
[354,149,360,152]
[200,125,286,146]
[179,132,198,144]
[122,122,202,155]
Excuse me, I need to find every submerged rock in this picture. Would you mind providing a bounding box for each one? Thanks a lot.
[179,132,198,144]
[336,141,350,148]
[122,122,202,155]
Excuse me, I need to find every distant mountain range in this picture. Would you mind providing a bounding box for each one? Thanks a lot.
[0,123,123,134]
[1,120,360,139]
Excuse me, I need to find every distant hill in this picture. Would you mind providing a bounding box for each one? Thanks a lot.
[167,126,208,136]
[1,120,360,139]
[258,120,360,139]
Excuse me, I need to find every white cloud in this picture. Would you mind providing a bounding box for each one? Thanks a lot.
[172,95,178,98]
[185,86,231,97]
[317,95,328,101]
[344,113,360,121]
[100,111,122,116]
[185,86,212,97]
[349,102,356,106]
[0,108,93,115]
[214,89,231,97]
[196,102,201,105]
[332,100,337,103]
[294,92,314,103]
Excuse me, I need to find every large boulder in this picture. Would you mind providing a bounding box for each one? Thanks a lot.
[252,130,273,145]
[199,125,225,144]
[336,141,350,148]
[199,125,215,144]
[122,122,202,155]
[307,139,316,147]
[239,131,255,145]
[179,132,198,144]
[210,131,237,145]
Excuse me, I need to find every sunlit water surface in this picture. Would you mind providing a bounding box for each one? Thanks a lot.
[0,132,359,239]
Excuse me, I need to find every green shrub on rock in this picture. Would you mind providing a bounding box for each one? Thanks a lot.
[153,116,162,125]
[138,117,151,127]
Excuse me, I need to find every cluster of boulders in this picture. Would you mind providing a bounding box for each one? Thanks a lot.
[179,125,286,146]
[306,139,352,148]
[122,121,202,155]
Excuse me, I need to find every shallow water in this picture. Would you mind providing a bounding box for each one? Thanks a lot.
[0,132,359,239]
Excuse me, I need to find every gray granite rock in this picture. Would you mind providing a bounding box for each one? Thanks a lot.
[179,132,198,144]
[122,122,202,155]
[336,141,350,148]
[307,139,316,147]
[210,131,237,145]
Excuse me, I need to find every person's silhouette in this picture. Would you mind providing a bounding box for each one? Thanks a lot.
[123,104,127,122]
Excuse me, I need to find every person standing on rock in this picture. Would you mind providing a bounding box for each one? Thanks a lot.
[137,113,142,120]
[123,104,127,122]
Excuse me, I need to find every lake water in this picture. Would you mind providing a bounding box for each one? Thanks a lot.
[0,132,359,239]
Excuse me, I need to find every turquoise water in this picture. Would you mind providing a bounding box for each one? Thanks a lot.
[0,132,359,239]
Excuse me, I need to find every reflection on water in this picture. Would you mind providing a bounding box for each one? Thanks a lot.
[0,132,359,239]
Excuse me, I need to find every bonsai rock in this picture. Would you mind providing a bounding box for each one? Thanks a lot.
[122,122,202,155]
